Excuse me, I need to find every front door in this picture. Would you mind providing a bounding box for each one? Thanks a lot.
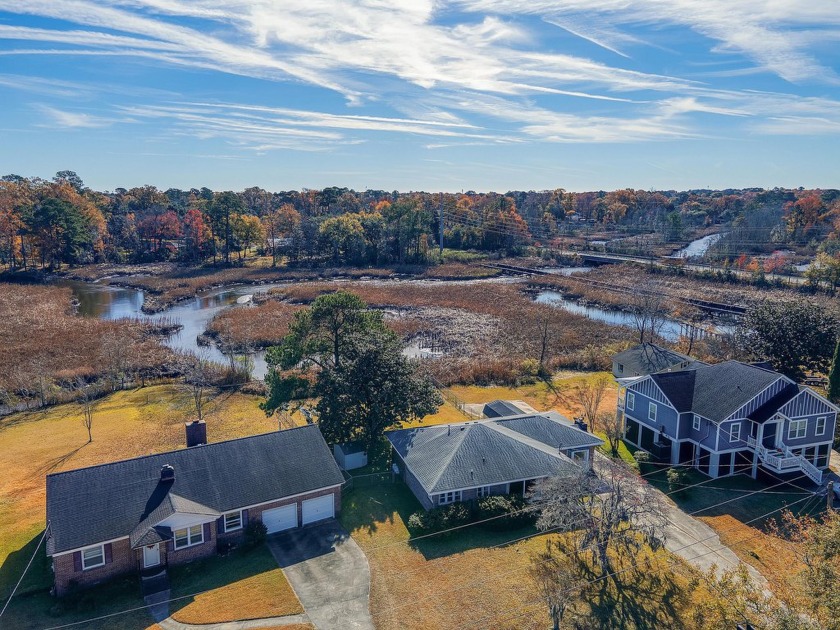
[143,543,161,568]
[762,422,777,449]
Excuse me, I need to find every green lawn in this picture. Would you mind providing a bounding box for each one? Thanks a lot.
[1,545,299,630]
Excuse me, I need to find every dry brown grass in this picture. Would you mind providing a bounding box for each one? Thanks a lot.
[270,281,630,385]
[208,301,304,350]
[169,547,303,624]
[0,283,172,405]
[699,514,805,597]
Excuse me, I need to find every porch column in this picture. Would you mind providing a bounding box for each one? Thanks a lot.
[708,453,720,478]
[751,451,759,479]
[670,441,681,466]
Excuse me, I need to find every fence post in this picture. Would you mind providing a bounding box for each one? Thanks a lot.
[828,480,834,511]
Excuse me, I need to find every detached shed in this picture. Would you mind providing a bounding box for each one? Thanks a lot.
[333,442,368,470]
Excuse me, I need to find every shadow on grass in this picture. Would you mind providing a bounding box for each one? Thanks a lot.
[564,545,690,630]
[0,529,52,602]
[641,464,823,530]
[340,478,542,561]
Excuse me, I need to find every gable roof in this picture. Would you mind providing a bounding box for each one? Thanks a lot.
[386,413,601,494]
[614,343,700,376]
[649,360,786,421]
[46,425,344,555]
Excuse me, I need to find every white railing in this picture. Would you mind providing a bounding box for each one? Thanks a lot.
[746,436,756,448]
[753,443,823,484]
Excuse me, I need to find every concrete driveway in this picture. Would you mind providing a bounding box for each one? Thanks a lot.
[267,520,374,630]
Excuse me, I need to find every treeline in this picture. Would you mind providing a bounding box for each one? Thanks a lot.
[2,171,839,270]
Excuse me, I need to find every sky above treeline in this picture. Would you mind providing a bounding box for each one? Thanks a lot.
[0,1,838,193]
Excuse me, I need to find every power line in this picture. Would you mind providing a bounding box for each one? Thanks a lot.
[0,524,48,619]
[470,490,818,630]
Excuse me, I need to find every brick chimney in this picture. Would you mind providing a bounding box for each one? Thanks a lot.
[160,464,175,483]
[185,419,207,447]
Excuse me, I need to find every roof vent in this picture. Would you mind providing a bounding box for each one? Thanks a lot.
[185,419,207,447]
[160,464,175,483]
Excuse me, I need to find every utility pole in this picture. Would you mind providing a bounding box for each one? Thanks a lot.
[828,480,835,511]
[438,192,444,256]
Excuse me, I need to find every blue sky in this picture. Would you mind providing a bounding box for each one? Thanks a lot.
[0,1,838,192]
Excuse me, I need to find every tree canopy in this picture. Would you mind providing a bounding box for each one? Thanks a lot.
[263,291,442,448]
[741,301,839,379]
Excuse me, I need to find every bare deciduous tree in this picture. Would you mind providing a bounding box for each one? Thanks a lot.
[598,410,624,457]
[574,374,610,429]
[529,539,583,630]
[182,353,217,422]
[77,381,95,442]
[630,281,667,344]
[532,458,667,578]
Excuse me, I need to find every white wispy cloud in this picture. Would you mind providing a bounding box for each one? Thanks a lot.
[0,0,838,151]
[37,104,129,128]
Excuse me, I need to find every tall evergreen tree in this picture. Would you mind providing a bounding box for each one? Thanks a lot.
[828,337,840,403]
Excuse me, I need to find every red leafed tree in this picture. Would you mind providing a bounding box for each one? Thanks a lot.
[138,209,182,254]
[182,208,211,262]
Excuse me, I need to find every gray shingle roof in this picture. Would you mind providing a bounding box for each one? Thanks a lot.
[497,412,603,449]
[650,360,785,421]
[46,425,344,555]
[386,413,599,494]
[614,343,699,376]
[483,400,529,418]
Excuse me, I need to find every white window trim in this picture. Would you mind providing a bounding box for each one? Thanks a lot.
[816,416,827,436]
[174,524,204,550]
[730,423,741,441]
[626,392,635,411]
[476,486,488,499]
[438,490,461,505]
[223,510,243,533]
[693,415,701,431]
[788,419,807,441]
[648,402,657,422]
[81,544,105,570]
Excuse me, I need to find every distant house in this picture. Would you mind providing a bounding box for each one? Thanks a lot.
[45,424,344,596]
[386,412,603,510]
[612,343,701,378]
[618,360,837,484]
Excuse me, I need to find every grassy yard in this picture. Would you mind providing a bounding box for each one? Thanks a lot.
[641,465,823,596]
[168,545,303,624]
[2,545,301,630]
[0,384,295,606]
[341,480,737,629]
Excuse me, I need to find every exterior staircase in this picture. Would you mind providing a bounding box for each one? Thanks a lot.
[748,436,823,484]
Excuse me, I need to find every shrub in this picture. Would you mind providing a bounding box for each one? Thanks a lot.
[243,519,267,550]
[406,494,534,535]
[666,467,689,496]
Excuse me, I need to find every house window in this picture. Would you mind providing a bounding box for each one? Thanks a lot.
[626,392,635,411]
[81,545,105,570]
[174,524,204,549]
[693,415,701,431]
[618,363,624,373]
[730,423,741,442]
[223,511,242,532]
[788,419,807,441]
[570,450,589,465]
[476,486,489,498]
[816,416,827,436]
[648,402,657,422]
[438,491,461,505]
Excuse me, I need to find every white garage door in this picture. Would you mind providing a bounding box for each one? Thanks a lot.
[262,504,297,534]
[302,495,335,525]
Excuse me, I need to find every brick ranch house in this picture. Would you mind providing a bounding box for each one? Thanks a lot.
[387,411,602,509]
[45,423,344,596]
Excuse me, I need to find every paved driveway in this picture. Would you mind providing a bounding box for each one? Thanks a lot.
[267,520,374,630]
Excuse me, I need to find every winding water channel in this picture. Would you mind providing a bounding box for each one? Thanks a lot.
[56,230,730,379]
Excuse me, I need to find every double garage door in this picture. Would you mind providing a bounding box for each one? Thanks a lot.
[261,494,335,534]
